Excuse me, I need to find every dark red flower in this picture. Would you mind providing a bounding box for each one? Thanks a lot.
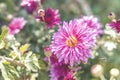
[64,72,75,80]
[108,20,120,33]
[21,0,38,14]
[24,1,38,14]
[50,54,71,80]
[36,8,60,28]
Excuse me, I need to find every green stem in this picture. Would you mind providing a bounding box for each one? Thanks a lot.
[110,76,115,80]
[100,74,106,80]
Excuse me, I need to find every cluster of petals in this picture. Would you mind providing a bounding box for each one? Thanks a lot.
[20,0,39,6]
[63,72,76,80]
[20,0,39,14]
[50,54,75,80]
[107,20,120,33]
[51,17,98,66]
[43,47,75,80]
[36,8,60,28]
[80,16,103,35]
[8,17,27,35]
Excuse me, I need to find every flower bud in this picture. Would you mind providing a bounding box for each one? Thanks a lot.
[44,46,51,57]
[108,12,116,21]
[7,14,13,21]
[110,68,119,77]
[91,64,103,77]
[37,9,45,17]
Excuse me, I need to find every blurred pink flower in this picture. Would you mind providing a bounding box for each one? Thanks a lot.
[44,46,51,52]
[51,19,97,66]
[50,64,70,80]
[107,20,120,33]
[36,8,60,28]
[20,0,39,6]
[80,16,103,35]
[44,47,76,80]
[8,17,27,35]
[63,72,75,80]
[50,54,73,80]
[21,0,39,14]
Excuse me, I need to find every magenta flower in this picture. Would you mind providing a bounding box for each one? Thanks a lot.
[50,64,71,80]
[50,54,71,80]
[21,0,39,14]
[45,48,76,80]
[44,46,51,52]
[51,19,97,66]
[63,72,75,80]
[80,16,103,35]
[8,17,27,35]
[107,20,120,33]
[36,8,60,28]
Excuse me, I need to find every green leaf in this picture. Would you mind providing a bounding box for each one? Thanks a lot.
[24,61,38,72]
[32,54,41,69]
[19,44,30,54]
[0,27,8,42]
[24,52,40,72]
[0,61,20,80]
[24,52,39,71]
[0,40,5,49]
[0,62,11,80]
[38,60,47,70]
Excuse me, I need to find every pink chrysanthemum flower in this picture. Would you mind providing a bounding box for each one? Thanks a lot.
[20,0,40,6]
[50,54,72,80]
[64,72,75,80]
[80,16,103,35]
[8,17,27,35]
[44,47,76,80]
[51,19,97,66]
[107,20,120,33]
[50,64,71,80]
[36,8,60,28]
[21,0,39,14]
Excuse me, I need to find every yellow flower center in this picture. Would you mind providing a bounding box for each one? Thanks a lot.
[66,36,78,47]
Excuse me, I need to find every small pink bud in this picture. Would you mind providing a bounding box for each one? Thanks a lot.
[37,9,45,17]
[108,12,116,21]
[44,46,51,57]
[91,64,103,77]
[36,8,61,28]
